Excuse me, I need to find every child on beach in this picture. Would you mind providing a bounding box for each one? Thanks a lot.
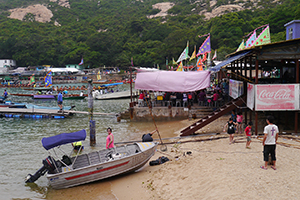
[223,118,238,144]
[244,121,253,149]
[236,111,244,134]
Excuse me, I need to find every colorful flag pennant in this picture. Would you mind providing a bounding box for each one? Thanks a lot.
[253,26,271,46]
[236,40,245,51]
[212,50,217,60]
[79,58,84,65]
[197,35,211,56]
[176,41,190,63]
[245,31,256,48]
[29,74,35,84]
[172,58,177,65]
[196,57,203,71]
[176,61,184,71]
[189,45,196,61]
[44,71,52,87]
[97,71,101,80]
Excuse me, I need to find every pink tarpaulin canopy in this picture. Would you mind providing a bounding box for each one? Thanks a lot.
[135,71,210,92]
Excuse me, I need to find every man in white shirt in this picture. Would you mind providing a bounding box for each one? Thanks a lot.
[261,116,279,170]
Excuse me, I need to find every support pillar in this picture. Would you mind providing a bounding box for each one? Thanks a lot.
[255,111,258,135]
[88,79,96,146]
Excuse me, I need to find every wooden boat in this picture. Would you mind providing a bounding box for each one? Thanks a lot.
[25,129,158,189]
[95,90,138,100]
[60,95,86,100]
[10,93,33,97]
[0,101,27,108]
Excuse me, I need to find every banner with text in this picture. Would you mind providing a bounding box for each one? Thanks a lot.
[255,84,299,110]
[247,83,255,110]
[229,79,244,99]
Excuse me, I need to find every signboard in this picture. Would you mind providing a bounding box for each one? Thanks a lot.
[229,79,243,99]
[247,83,255,110]
[255,84,299,110]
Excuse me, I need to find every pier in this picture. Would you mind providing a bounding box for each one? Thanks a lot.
[0,107,117,119]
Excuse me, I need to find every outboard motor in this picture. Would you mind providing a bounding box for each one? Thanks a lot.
[25,156,56,183]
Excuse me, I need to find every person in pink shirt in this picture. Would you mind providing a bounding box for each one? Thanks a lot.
[244,121,253,149]
[212,90,219,101]
[236,111,244,134]
[106,127,114,149]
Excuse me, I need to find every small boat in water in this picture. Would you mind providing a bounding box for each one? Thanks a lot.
[33,94,56,99]
[25,129,158,189]
[95,90,138,100]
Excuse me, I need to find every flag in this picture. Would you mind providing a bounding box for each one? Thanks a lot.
[131,57,133,66]
[29,74,35,84]
[79,58,84,65]
[176,41,190,63]
[176,61,184,71]
[189,45,196,61]
[236,40,245,51]
[172,58,177,65]
[253,25,271,46]
[157,64,160,70]
[245,31,256,48]
[97,71,101,80]
[44,71,52,87]
[202,53,207,62]
[196,57,203,71]
[212,50,217,60]
[197,35,211,56]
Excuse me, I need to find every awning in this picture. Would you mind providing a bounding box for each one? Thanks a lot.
[135,70,210,92]
[42,129,86,150]
[209,50,251,72]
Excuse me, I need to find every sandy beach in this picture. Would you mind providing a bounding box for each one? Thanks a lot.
[110,117,300,200]
[47,116,300,199]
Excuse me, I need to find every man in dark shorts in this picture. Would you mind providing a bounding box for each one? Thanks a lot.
[261,116,279,170]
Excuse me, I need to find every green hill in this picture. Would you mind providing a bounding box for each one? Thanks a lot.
[0,0,299,68]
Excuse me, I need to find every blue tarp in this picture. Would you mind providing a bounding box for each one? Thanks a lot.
[42,129,86,150]
[209,50,251,72]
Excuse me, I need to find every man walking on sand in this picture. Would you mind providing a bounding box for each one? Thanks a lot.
[261,116,279,170]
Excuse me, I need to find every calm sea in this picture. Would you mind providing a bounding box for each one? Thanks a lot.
[0,83,155,200]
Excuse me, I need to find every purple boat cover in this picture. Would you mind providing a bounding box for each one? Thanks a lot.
[42,129,86,150]
[135,71,210,92]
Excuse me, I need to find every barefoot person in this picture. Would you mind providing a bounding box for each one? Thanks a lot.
[261,116,279,170]
[244,121,253,149]
[223,118,237,144]
[106,127,114,149]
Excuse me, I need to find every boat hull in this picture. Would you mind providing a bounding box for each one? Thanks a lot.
[95,90,138,100]
[33,95,56,99]
[47,142,157,189]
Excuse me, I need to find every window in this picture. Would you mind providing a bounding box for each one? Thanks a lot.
[288,28,293,40]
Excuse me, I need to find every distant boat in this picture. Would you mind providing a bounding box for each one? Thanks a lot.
[25,129,158,189]
[33,94,56,99]
[95,90,138,100]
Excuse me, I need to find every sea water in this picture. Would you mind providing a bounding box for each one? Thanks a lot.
[0,83,154,199]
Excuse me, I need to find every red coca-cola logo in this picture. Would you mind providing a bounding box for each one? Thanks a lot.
[258,89,291,101]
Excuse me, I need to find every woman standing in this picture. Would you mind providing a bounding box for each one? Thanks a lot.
[106,127,114,149]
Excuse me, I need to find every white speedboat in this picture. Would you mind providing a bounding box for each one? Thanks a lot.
[25,129,157,189]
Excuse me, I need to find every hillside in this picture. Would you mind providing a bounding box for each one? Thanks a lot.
[0,0,299,68]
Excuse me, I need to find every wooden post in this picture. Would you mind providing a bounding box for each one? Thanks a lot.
[88,79,96,146]
[255,59,259,84]
[255,111,258,135]
[250,57,252,80]
[295,59,299,134]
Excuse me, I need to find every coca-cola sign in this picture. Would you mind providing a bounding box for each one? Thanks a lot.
[255,84,299,110]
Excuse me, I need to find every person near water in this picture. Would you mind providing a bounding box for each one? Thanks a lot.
[106,127,114,149]
[142,129,158,142]
[72,141,83,152]
[3,90,8,98]
[223,118,238,144]
[261,116,279,170]
[57,90,63,111]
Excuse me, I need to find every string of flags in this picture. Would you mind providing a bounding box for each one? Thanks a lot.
[236,24,271,52]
